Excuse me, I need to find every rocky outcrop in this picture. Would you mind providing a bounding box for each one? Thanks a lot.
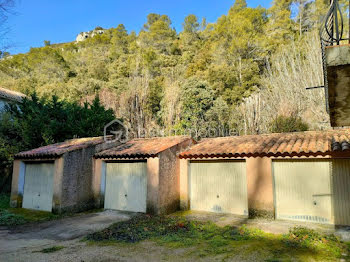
[76,28,105,42]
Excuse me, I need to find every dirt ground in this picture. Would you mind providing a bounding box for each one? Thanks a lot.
[1,210,350,262]
[0,210,133,261]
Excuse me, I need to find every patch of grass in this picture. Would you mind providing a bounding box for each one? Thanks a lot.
[0,194,102,226]
[86,215,349,261]
[0,194,62,226]
[0,194,28,226]
[8,208,61,222]
[0,207,60,226]
[0,209,27,226]
[283,226,345,258]
[38,246,64,253]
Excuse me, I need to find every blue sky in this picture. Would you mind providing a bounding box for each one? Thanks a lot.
[7,0,271,54]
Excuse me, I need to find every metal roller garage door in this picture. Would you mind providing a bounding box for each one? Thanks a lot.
[22,162,54,212]
[104,162,147,213]
[189,160,248,215]
[332,159,350,226]
[273,160,332,224]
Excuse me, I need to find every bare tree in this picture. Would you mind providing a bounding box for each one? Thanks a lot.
[239,31,330,135]
[0,0,15,51]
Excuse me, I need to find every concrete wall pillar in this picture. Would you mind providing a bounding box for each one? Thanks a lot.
[179,158,190,210]
[146,157,159,214]
[246,157,274,218]
[158,147,180,215]
[52,157,64,213]
[92,158,105,208]
[10,160,25,208]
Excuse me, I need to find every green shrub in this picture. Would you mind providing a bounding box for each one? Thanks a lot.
[0,194,10,209]
[0,94,116,193]
[270,115,308,133]
[0,209,27,226]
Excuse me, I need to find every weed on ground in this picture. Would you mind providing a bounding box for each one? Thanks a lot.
[86,215,350,261]
[36,246,64,253]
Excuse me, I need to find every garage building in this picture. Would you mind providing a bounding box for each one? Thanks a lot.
[93,136,193,215]
[11,137,117,213]
[179,129,350,225]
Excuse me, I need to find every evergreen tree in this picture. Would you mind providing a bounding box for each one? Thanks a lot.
[232,0,247,11]
[183,14,200,33]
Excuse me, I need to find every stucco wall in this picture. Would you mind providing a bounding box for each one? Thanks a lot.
[146,157,159,214]
[58,147,96,213]
[246,157,274,218]
[158,139,194,214]
[92,158,104,207]
[179,159,190,210]
[10,160,23,207]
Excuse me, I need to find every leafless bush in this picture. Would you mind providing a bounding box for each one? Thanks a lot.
[239,32,330,134]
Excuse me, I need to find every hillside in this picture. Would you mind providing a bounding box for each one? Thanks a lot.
[0,0,334,136]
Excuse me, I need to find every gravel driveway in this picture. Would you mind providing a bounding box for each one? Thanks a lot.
[0,210,132,262]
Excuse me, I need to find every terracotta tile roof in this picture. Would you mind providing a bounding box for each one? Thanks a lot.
[0,87,26,103]
[95,136,192,159]
[179,129,350,159]
[15,137,106,159]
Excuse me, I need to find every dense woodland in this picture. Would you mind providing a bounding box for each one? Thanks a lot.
[1,0,348,137]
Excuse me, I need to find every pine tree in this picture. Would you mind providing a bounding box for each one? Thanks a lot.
[232,0,247,11]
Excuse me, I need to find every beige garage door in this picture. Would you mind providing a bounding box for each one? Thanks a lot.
[22,162,54,212]
[273,160,332,224]
[104,162,147,213]
[332,159,350,226]
[190,160,248,215]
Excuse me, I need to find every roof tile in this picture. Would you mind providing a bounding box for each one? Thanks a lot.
[95,136,192,159]
[179,129,350,159]
[15,137,106,159]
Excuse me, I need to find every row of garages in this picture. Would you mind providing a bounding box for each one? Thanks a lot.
[10,129,350,226]
[180,158,350,225]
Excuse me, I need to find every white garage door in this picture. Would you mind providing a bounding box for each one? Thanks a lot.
[22,162,54,212]
[332,159,350,226]
[189,160,247,215]
[104,162,147,213]
[273,160,332,224]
